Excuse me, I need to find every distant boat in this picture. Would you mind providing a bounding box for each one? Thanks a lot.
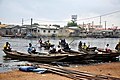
[24,33,36,38]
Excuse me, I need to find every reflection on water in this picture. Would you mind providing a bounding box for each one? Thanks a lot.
[0,37,120,72]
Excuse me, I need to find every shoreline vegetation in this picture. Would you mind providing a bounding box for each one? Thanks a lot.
[0,62,120,80]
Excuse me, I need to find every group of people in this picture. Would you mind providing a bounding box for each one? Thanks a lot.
[38,38,52,49]
[49,39,71,53]
[78,41,89,51]
[49,45,63,53]
[59,39,71,51]
[3,39,120,54]
[78,40,120,52]
[103,42,120,52]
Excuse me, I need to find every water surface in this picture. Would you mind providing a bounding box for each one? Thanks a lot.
[0,37,119,72]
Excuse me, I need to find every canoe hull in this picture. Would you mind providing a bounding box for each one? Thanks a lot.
[3,50,68,63]
[93,49,120,61]
[92,53,120,61]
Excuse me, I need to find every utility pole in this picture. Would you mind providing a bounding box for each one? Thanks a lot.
[92,21,94,28]
[83,22,84,28]
[31,18,33,28]
[100,16,101,26]
[104,21,106,30]
[30,18,33,33]
[22,18,23,26]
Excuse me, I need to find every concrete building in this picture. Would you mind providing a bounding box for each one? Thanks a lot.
[36,25,59,37]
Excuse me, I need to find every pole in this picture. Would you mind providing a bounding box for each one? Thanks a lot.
[105,21,106,30]
[83,22,84,28]
[100,16,101,26]
[31,18,33,28]
[92,21,94,28]
[30,18,33,33]
[22,18,23,26]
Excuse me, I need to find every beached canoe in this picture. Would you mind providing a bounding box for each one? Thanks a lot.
[59,50,96,62]
[92,48,120,61]
[3,50,68,63]
[61,53,96,62]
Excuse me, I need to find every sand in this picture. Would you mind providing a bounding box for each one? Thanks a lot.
[0,62,120,80]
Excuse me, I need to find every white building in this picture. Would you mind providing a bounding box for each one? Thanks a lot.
[36,25,59,37]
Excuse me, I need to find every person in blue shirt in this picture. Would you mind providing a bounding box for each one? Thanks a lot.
[28,43,36,54]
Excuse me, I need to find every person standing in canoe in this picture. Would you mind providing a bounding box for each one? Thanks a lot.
[28,43,36,54]
[115,41,120,51]
[78,41,82,51]
[3,42,12,51]
[63,43,71,51]
[38,38,42,48]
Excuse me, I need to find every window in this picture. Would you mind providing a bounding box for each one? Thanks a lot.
[54,30,56,33]
[43,30,46,33]
[48,30,50,33]
[38,30,40,32]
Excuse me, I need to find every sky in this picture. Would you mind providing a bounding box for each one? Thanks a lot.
[0,0,120,28]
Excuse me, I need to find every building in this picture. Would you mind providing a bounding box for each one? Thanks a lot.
[36,25,59,37]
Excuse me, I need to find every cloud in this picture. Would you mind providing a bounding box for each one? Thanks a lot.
[0,0,120,27]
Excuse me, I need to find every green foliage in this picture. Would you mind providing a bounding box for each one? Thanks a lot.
[33,23,39,25]
[52,24,60,28]
[67,20,77,27]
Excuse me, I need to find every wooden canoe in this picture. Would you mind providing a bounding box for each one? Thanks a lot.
[59,50,96,62]
[92,48,120,61]
[3,50,68,63]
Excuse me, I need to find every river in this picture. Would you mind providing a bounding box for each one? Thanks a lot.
[0,37,119,72]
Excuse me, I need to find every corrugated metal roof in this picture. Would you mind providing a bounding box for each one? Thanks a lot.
[38,25,59,29]
[0,24,8,28]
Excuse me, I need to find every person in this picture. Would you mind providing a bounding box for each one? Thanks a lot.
[82,43,88,50]
[59,39,66,48]
[115,41,120,51]
[44,40,51,49]
[28,43,36,54]
[105,44,111,52]
[63,43,71,51]
[78,41,82,51]
[38,38,42,46]
[3,42,11,51]
[56,45,62,53]
[49,45,56,53]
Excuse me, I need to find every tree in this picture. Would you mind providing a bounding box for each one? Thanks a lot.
[52,24,60,28]
[33,23,39,25]
[67,20,77,27]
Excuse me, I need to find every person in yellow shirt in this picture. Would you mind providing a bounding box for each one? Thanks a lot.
[82,43,88,50]
[3,42,11,51]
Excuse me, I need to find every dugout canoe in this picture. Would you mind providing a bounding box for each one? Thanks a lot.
[3,50,68,63]
[92,48,120,61]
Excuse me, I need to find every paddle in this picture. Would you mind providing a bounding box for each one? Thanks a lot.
[68,39,75,45]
